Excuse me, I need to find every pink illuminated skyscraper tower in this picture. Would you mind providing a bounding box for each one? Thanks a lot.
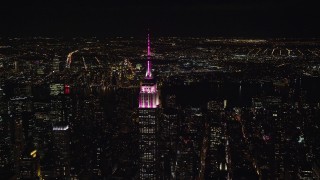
[139,33,160,108]
[138,33,160,180]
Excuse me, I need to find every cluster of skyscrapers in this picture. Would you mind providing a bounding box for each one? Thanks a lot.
[1,34,320,179]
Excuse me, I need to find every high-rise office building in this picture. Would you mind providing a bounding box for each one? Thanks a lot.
[138,34,160,180]
[52,124,70,178]
[8,96,32,175]
[52,55,61,72]
[19,145,41,179]
[205,101,226,179]
[175,108,203,179]
[0,88,12,170]
[160,108,179,179]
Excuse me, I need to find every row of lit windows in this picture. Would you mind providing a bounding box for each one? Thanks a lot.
[141,135,156,139]
[140,128,155,134]
[139,115,156,119]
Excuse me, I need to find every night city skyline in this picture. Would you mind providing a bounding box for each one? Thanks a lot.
[1,1,320,180]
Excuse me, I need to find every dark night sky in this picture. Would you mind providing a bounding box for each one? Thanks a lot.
[1,0,319,37]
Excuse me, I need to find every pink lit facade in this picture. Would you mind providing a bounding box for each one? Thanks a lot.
[139,34,160,109]
[139,84,159,108]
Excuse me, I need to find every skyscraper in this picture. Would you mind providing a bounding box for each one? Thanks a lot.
[8,96,31,175]
[138,33,160,180]
[52,124,70,178]
[19,145,41,179]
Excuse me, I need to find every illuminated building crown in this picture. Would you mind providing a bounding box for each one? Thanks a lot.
[139,33,160,108]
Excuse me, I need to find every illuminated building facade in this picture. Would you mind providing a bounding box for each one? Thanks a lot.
[138,34,160,180]
[0,88,12,170]
[52,124,70,178]
[52,55,60,72]
[19,146,41,179]
[138,34,159,109]
[8,96,32,175]
[205,101,227,179]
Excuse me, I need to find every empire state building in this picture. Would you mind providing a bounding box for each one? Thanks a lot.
[138,33,160,180]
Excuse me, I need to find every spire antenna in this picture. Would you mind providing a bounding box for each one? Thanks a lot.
[147,33,151,56]
[145,32,152,79]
